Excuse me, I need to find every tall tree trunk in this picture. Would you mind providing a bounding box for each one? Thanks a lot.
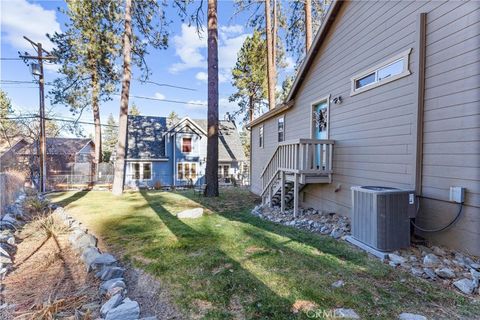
[112,0,132,196]
[272,0,277,72]
[265,0,276,110]
[91,68,102,176]
[204,0,219,197]
[248,95,254,123]
[305,0,312,52]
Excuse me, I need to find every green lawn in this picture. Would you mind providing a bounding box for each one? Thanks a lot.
[48,189,479,319]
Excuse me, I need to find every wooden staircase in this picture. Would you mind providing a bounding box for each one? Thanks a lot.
[260,139,334,216]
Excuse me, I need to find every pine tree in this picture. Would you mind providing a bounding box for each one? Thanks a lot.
[129,103,140,116]
[112,0,170,195]
[230,31,268,123]
[204,0,219,197]
[167,111,179,127]
[49,0,122,169]
[102,113,118,162]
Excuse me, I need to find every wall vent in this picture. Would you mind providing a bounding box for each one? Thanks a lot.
[351,186,415,251]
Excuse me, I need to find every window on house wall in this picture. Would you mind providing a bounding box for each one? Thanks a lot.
[130,162,152,180]
[182,137,192,153]
[177,162,197,180]
[278,117,285,142]
[351,48,411,95]
[259,126,264,148]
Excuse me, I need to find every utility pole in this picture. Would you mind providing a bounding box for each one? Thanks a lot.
[19,36,55,192]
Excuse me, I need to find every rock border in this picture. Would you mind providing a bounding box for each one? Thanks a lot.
[52,205,155,320]
[251,204,480,298]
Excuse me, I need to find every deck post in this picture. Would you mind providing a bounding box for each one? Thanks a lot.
[268,183,273,207]
[293,173,299,218]
[280,170,285,213]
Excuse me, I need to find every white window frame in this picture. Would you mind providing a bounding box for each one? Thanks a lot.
[129,162,152,181]
[350,48,412,96]
[181,136,193,154]
[277,116,285,142]
[177,162,197,181]
[259,125,264,148]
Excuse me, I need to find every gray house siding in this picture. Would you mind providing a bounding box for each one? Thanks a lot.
[250,1,479,254]
[418,1,480,253]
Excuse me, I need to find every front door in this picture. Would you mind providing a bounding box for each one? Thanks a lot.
[313,101,329,168]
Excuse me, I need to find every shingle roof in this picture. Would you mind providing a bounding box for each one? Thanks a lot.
[16,138,93,155]
[127,115,168,159]
[193,119,247,162]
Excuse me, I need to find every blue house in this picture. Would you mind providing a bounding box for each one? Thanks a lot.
[124,115,248,189]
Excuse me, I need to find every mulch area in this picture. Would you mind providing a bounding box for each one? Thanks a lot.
[1,216,101,319]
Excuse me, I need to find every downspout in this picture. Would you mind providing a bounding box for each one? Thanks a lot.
[413,12,427,196]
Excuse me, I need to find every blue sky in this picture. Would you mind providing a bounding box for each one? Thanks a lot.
[0,0,294,137]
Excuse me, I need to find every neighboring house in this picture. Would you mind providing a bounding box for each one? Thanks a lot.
[247,1,479,255]
[13,137,95,188]
[125,115,248,189]
[0,139,29,172]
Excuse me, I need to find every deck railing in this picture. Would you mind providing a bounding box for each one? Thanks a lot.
[261,139,334,195]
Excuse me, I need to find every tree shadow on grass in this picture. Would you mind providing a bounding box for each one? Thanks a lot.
[138,190,313,319]
[49,190,90,208]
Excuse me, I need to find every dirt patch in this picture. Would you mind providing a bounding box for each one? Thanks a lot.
[123,266,183,319]
[291,300,318,314]
[0,215,101,319]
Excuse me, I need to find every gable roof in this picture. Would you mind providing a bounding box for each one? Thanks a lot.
[127,115,168,159]
[247,0,343,128]
[166,117,207,136]
[193,119,247,162]
[16,138,93,156]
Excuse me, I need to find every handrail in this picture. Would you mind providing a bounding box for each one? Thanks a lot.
[260,139,335,197]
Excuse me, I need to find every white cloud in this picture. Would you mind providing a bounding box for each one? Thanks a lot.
[218,33,248,71]
[154,92,166,100]
[169,23,249,81]
[169,24,206,73]
[1,0,61,51]
[219,25,244,36]
[284,55,295,73]
[195,72,208,81]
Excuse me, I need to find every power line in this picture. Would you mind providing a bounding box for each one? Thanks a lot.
[0,57,23,61]
[127,94,207,106]
[135,79,196,91]
[1,115,118,127]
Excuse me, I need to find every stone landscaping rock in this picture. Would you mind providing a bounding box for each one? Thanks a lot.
[330,228,343,239]
[97,266,125,281]
[423,254,440,267]
[90,253,117,271]
[0,255,12,264]
[434,268,455,279]
[332,280,345,288]
[410,268,424,277]
[81,247,102,272]
[100,293,124,317]
[177,208,204,219]
[71,233,97,250]
[333,308,360,319]
[453,278,475,295]
[105,298,139,320]
[388,254,406,265]
[100,278,126,296]
[398,312,427,320]
[470,268,480,280]
[470,263,480,271]
[423,268,436,280]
